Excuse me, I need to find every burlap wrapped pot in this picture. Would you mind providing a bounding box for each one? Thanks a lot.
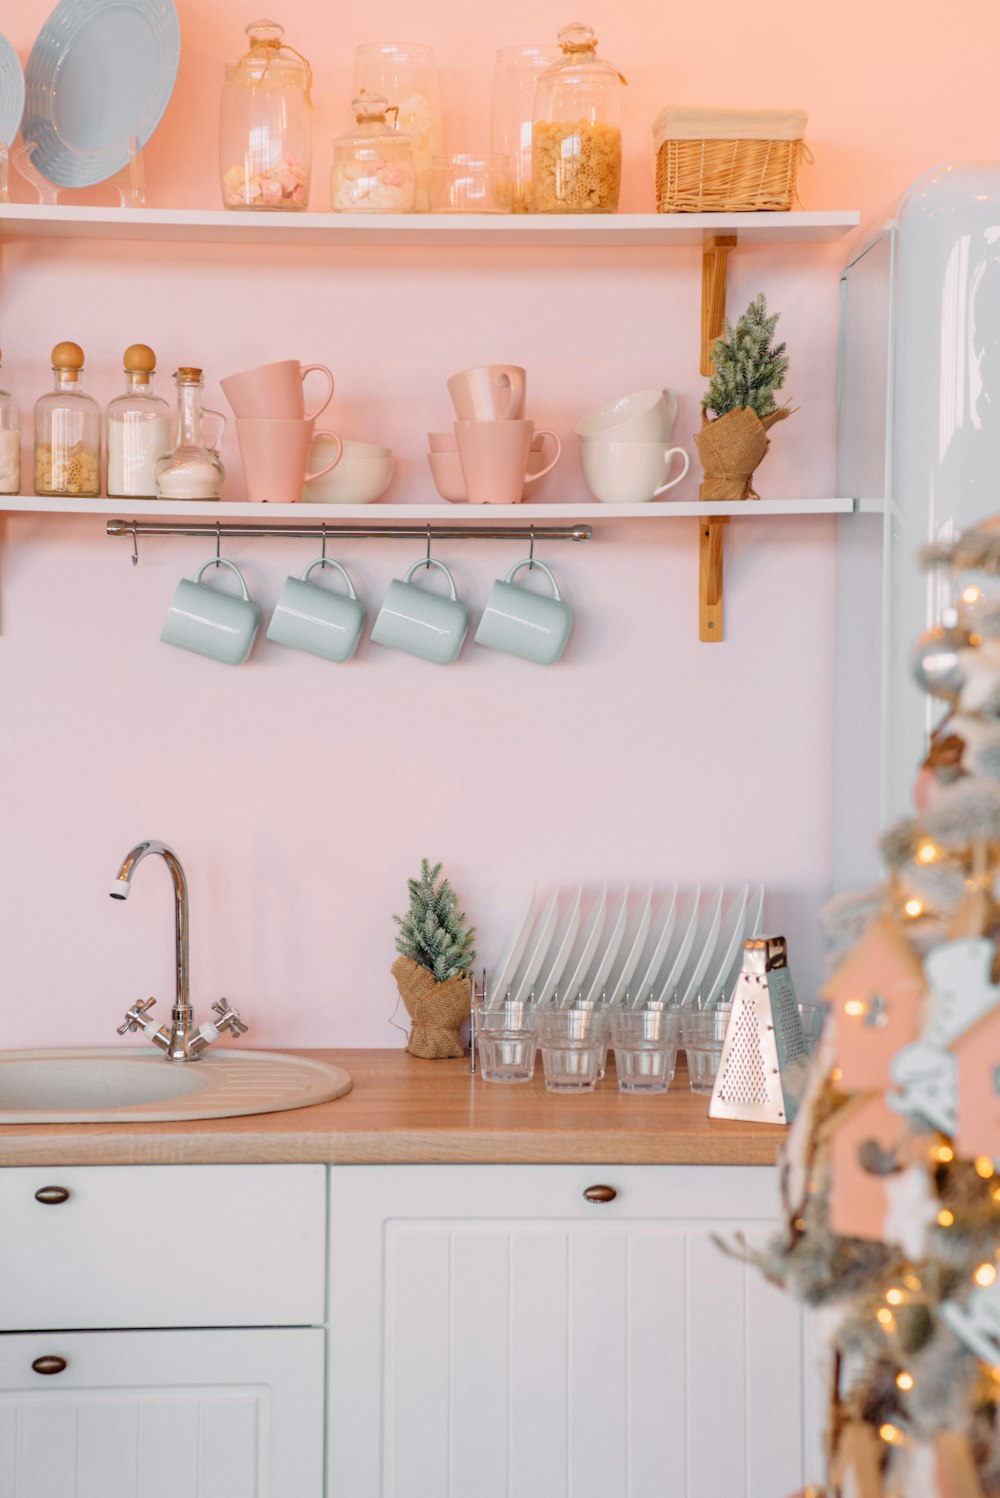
[695,405,790,501]
[391,955,471,1059]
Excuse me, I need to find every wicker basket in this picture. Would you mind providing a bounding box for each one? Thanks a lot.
[652,107,808,213]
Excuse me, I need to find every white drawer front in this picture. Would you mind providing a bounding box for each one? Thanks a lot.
[0,1164,326,1329]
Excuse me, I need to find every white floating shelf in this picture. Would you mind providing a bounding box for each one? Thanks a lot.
[0,496,861,521]
[0,204,860,249]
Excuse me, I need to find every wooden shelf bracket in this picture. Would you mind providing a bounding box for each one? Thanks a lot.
[700,233,737,375]
[699,516,729,642]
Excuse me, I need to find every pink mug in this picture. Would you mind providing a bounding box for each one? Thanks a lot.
[236,417,343,503]
[447,365,526,421]
[221,360,335,422]
[454,419,560,505]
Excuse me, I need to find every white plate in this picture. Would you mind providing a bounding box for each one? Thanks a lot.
[607,885,653,1007]
[677,885,724,1008]
[0,35,24,150]
[509,889,560,1005]
[22,0,180,188]
[700,885,749,1008]
[558,886,608,1006]
[715,882,765,1002]
[582,887,629,1005]
[487,888,537,1005]
[655,885,701,1003]
[534,885,583,1004]
[629,885,679,1006]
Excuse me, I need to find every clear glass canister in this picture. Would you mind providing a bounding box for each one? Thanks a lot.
[0,348,20,494]
[220,19,312,211]
[154,369,226,501]
[490,45,560,213]
[532,23,625,213]
[106,345,172,498]
[34,342,100,497]
[331,92,416,213]
[353,44,440,211]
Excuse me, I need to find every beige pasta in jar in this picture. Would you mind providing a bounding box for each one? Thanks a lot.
[33,343,101,498]
[532,23,625,215]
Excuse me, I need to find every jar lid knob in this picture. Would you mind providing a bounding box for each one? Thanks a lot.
[246,18,283,43]
[353,88,389,122]
[51,341,84,371]
[557,22,598,52]
[124,344,156,378]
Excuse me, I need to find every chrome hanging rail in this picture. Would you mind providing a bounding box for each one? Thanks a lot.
[107,518,592,544]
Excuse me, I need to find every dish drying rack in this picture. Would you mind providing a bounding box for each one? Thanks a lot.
[470,882,764,1071]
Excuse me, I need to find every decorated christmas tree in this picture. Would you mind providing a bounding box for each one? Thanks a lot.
[751,518,1000,1497]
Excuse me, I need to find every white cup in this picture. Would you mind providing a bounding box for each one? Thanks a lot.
[576,388,678,444]
[579,439,691,503]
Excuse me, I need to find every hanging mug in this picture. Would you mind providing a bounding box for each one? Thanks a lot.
[160,559,261,666]
[371,558,469,665]
[474,559,573,665]
[266,558,367,663]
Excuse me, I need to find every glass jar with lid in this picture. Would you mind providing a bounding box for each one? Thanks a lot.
[0,349,19,495]
[34,342,100,497]
[330,92,416,213]
[490,45,560,213]
[220,19,312,211]
[532,23,626,213]
[353,44,440,211]
[106,345,172,498]
[154,370,226,501]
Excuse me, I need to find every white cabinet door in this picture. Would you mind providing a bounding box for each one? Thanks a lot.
[0,1327,324,1498]
[328,1164,813,1498]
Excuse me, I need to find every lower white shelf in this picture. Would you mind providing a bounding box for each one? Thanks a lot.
[0,496,863,521]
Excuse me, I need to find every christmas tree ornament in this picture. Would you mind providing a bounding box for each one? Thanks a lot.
[823,920,926,1091]
[825,1091,910,1240]
[912,608,971,702]
[708,935,809,1124]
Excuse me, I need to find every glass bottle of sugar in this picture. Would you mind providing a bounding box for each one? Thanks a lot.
[34,342,101,497]
[154,368,226,500]
[106,344,172,498]
[0,350,19,495]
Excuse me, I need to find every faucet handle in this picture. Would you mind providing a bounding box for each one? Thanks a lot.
[117,997,157,1035]
[211,998,249,1037]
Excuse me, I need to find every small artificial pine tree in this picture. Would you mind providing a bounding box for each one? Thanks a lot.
[393,859,476,984]
[702,292,789,421]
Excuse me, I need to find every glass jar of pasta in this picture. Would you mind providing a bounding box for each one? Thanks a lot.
[34,342,100,497]
[532,23,625,214]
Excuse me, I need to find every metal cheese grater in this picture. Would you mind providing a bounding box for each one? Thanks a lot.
[708,936,810,1125]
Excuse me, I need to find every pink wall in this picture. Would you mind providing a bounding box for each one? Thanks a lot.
[1,0,998,1049]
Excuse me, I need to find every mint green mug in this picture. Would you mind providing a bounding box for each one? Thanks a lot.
[266,558,366,663]
[474,559,573,666]
[160,559,261,666]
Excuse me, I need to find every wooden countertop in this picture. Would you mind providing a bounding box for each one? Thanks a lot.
[0,1049,785,1167]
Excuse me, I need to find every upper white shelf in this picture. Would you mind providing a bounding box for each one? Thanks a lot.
[0,205,860,250]
[1,496,862,521]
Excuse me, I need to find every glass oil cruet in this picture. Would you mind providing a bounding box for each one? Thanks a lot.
[154,369,226,501]
[220,19,313,211]
[330,91,416,213]
[532,23,626,214]
[34,342,100,497]
[106,344,172,499]
[0,348,20,494]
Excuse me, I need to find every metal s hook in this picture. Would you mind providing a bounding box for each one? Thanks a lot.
[130,521,139,567]
[425,523,432,570]
[214,522,222,568]
[321,523,328,566]
[528,524,535,570]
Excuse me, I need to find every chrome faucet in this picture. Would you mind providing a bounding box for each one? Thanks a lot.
[110,840,248,1061]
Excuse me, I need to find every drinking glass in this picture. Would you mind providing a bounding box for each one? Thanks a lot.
[430,154,512,213]
[474,1002,537,1083]
[536,1006,604,1092]
[682,1007,732,1095]
[610,1008,680,1094]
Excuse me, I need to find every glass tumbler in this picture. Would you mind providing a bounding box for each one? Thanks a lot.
[610,1008,679,1094]
[681,1007,732,1095]
[490,45,561,212]
[474,1002,537,1083]
[429,154,513,213]
[536,1006,605,1092]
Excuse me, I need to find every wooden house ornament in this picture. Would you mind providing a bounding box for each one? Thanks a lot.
[823,1091,914,1242]
[822,920,927,1093]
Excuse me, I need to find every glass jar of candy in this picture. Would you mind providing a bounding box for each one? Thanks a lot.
[353,43,440,211]
[330,92,416,213]
[220,19,312,211]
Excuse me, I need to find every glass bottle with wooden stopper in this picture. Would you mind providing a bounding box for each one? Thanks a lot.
[34,342,100,497]
[154,368,226,501]
[106,344,172,498]
[0,348,20,495]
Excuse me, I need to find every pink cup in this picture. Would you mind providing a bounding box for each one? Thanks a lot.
[447,365,526,421]
[428,432,548,502]
[453,419,560,505]
[221,360,335,422]
[236,417,343,504]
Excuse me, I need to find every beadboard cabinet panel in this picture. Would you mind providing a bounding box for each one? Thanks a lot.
[0,1327,324,1498]
[327,1164,812,1498]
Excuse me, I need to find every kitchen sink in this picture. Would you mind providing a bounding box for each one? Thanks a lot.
[0,1047,352,1124]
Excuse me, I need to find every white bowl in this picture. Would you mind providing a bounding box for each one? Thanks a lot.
[301,437,394,504]
[575,388,677,443]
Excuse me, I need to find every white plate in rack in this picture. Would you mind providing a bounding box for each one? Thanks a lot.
[509,889,560,1006]
[677,885,724,1008]
[607,885,653,1007]
[700,884,749,1008]
[655,885,701,1004]
[558,886,608,1006]
[534,885,583,1004]
[630,885,679,1006]
[22,0,180,187]
[487,888,537,1005]
[582,887,629,1005]
[0,35,24,150]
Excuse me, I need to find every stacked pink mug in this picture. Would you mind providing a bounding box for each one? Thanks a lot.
[427,364,561,504]
[221,359,344,503]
